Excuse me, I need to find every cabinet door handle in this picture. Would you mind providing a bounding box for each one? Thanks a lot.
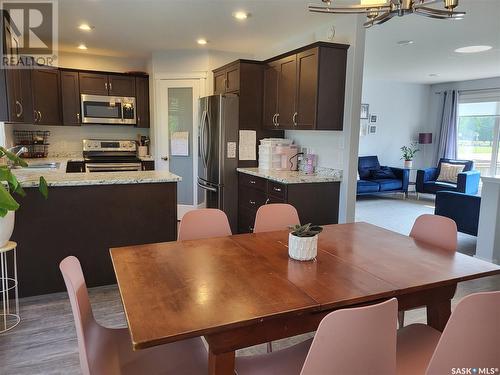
[249,180,256,185]
[109,82,112,92]
[273,187,282,192]
[272,114,276,126]
[249,200,256,205]
[15,101,23,118]
[275,113,280,127]
[249,226,254,232]
[105,82,108,91]
[265,198,270,204]
[38,111,42,123]
[76,113,80,122]
[293,112,298,126]
[224,78,228,89]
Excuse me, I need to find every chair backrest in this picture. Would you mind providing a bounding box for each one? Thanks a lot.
[60,256,98,375]
[300,298,398,375]
[438,158,473,172]
[358,156,380,180]
[253,203,300,233]
[410,214,457,252]
[426,291,500,374]
[178,208,232,241]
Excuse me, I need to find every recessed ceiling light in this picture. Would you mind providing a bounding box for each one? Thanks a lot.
[233,11,248,20]
[78,24,94,31]
[77,44,88,50]
[197,38,208,45]
[397,40,414,46]
[454,45,492,54]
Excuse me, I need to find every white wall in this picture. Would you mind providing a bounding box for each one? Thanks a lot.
[426,77,500,166]
[57,51,148,73]
[358,80,431,169]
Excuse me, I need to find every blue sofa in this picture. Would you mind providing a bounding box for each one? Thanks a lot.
[435,191,480,236]
[357,156,409,196]
[416,158,480,195]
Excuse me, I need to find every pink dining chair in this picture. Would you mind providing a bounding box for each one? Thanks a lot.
[177,208,232,241]
[236,298,398,375]
[397,291,500,375]
[253,203,300,233]
[60,256,208,375]
[399,214,458,327]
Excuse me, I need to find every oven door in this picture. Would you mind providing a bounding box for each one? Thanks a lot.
[85,163,142,173]
[81,95,136,125]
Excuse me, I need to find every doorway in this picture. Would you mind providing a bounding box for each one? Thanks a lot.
[156,78,206,218]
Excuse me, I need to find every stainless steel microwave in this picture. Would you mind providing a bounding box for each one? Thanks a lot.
[81,95,136,125]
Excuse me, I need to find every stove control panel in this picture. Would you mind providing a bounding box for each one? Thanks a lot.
[83,139,137,152]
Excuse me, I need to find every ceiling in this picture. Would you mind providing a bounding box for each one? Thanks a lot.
[56,0,500,84]
[363,0,500,84]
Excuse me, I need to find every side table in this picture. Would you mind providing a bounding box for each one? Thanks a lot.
[1,241,20,333]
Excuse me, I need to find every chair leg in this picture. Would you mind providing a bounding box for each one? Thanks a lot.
[267,342,273,353]
[398,311,405,328]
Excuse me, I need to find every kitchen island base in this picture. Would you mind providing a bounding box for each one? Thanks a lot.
[12,182,177,297]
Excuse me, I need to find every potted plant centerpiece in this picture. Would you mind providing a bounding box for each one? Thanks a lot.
[400,143,420,169]
[288,223,323,261]
[0,147,48,247]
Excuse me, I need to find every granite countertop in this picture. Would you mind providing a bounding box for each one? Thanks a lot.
[13,157,181,187]
[237,167,343,184]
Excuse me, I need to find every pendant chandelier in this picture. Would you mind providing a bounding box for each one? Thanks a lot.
[308,0,466,28]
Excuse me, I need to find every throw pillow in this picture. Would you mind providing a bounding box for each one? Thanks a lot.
[437,162,466,184]
[370,166,397,180]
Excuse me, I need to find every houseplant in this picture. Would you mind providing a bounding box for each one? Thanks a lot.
[0,147,48,246]
[400,143,420,168]
[288,223,323,261]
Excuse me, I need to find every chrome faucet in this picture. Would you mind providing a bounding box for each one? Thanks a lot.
[7,145,28,157]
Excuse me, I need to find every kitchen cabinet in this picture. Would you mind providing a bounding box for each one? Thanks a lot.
[108,75,135,96]
[213,62,239,94]
[238,172,340,234]
[263,42,348,131]
[79,72,109,95]
[60,70,81,126]
[31,68,62,125]
[135,76,150,128]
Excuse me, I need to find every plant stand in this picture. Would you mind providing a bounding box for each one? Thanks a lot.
[0,241,20,333]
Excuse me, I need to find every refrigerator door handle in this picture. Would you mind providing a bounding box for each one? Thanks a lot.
[200,110,208,168]
[197,179,217,193]
[205,110,212,167]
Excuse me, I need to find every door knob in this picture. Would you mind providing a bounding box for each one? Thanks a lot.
[161,156,169,161]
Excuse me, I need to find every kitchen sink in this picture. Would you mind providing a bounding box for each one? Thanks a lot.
[18,162,61,170]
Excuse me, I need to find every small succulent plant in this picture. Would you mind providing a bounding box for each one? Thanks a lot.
[289,223,323,238]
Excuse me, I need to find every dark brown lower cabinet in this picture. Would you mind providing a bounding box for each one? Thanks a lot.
[238,172,340,233]
[12,182,177,297]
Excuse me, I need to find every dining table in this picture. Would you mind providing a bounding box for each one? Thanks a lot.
[110,222,500,375]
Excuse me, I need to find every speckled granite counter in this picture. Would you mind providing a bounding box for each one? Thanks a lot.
[236,167,342,184]
[13,157,181,187]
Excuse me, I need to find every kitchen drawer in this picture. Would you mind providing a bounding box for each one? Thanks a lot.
[267,181,286,200]
[238,207,256,234]
[266,195,285,204]
[239,186,267,211]
[239,173,266,191]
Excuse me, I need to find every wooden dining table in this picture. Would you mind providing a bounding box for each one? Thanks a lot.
[110,222,500,375]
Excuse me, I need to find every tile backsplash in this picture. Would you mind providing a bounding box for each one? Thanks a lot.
[3,123,149,158]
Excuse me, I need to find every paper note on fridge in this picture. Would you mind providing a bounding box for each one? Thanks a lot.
[239,130,256,161]
[171,131,189,156]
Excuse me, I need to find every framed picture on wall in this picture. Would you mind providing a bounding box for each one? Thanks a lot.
[370,115,377,123]
[369,125,377,134]
[361,104,369,119]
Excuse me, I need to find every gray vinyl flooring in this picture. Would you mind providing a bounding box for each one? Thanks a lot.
[1,195,498,375]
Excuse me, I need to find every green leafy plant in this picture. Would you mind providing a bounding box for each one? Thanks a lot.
[0,147,48,217]
[289,223,323,238]
[400,143,420,161]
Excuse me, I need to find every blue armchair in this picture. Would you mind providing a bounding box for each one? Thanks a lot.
[357,156,410,196]
[416,158,480,195]
[435,191,480,236]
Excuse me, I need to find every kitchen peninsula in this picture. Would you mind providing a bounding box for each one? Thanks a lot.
[12,163,181,297]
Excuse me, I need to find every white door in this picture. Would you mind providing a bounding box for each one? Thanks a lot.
[156,79,204,218]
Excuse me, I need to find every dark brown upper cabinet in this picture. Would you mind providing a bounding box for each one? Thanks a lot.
[263,42,349,131]
[213,62,240,95]
[60,70,80,126]
[31,68,62,125]
[79,72,109,95]
[135,76,150,128]
[108,75,135,96]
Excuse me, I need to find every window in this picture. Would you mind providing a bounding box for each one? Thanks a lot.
[457,95,500,177]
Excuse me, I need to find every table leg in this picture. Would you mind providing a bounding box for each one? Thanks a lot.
[427,299,451,332]
[208,349,235,375]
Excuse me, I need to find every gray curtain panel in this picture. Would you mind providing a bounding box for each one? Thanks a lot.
[435,90,459,164]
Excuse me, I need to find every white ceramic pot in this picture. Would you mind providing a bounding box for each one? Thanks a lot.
[404,160,413,169]
[288,233,318,261]
[0,211,14,248]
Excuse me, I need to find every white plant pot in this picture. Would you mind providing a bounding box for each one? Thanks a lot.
[0,211,15,248]
[404,160,413,169]
[288,233,318,261]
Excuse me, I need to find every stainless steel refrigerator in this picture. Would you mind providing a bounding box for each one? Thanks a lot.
[197,94,239,232]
